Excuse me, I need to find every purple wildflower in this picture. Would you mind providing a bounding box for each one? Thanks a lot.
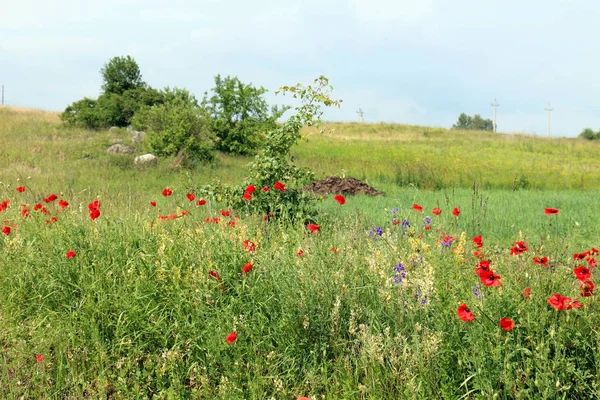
[393,262,406,284]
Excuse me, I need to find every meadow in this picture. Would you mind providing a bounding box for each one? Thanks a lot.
[1,106,600,398]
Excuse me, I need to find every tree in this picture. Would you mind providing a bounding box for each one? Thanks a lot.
[579,128,600,140]
[202,75,289,155]
[452,113,494,131]
[132,87,214,163]
[100,56,145,95]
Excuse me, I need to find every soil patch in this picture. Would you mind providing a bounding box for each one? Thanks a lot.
[302,176,384,196]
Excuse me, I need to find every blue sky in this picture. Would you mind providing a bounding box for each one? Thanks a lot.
[2,0,600,136]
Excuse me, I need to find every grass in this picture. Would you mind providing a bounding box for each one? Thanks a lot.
[1,106,600,398]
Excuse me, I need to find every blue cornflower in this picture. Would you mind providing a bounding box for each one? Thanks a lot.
[393,262,406,284]
[473,285,482,300]
[368,226,384,238]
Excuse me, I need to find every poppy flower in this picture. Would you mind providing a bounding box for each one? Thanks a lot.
[412,204,423,212]
[243,192,252,201]
[220,210,231,217]
[510,241,528,256]
[208,270,221,281]
[330,247,340,253]
[186,193,195,202]
[242,263,253,274]
[581,280,594,297]
[228,221,236,227]
[21,206,30,218]
[262,186,270,193]
[432,207,442,216]
[196,199,206,206]
[245,184,256,194]
[452,207,460,217]
[532,256,549,267]
[273,181,285,192]
[548,293,578,311]
[587,257,596,268]
[16,186,26,193]
[0,200,9,212]
[298,397,311,400]
[499,318,515,331]
[44,194,57,203]
[573,252,590,261]
[66,250,76,259]
[226,331,237,344]
[334,195,346,205]
[150,201,156,207]
[88,200,101,220]
[243,240,256,252]
[522,287,531,299]
[479,270,502,287]
[34,203,42,211]
[41,207,51,216]
[36,354,44,363]
[473,250,485,259]
[296,248,304,256]
[544,208,559,215]
[591,248,599,255]
[1,226,10,236]
[574,266,591,282]
[472,235,483,248]
[162,188,173,197]
[58,199,69,209]
[474,260,491,275]
[306,223,320,233]
[457,303,474,322]
[46,217,58,225]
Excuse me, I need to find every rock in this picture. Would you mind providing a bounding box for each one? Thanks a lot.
[109,126,120,131]
[109,138,124,144]
[134,153,158,166]
[132,131,147,143]
[107,144,134,154]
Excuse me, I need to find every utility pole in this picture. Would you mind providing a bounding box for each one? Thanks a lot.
[357,108,364,123]
[545,103,553,137]
[1,85,4,106]
[491,99,499,133]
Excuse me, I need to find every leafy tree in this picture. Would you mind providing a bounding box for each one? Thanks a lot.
[202,75,289,155]
[60,98,105,129]
[579,128,600,140]
[452,113,494,131]
[100,55,145,95]
[132,87,214,163]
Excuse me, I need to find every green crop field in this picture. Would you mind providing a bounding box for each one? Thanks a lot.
[1,106,600,398]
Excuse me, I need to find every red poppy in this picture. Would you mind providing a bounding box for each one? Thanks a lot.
[243,192,252,201]
[547,293,579,311]
[573,252,590,261]
[208,270,221,281]
[21,206,30,218]
[186,193,195,202]
[574,266,591,282]
[44,194,57,203]
[150,201,157,207]
[522,287,531,299]
[66,250,76,259]
[41,207,51,216]
[196,199,206,206]
[330,247,340,253]
[499,318,515,331]
[46,217,58,225]
[296,248,304,257]
[162,188,173,197]
[472,235,483,248]
[88,200,100,220]
[473,250,485,259]
[242,263,253,274]
[34,203,42,211]
[245,184,256,194]
[220,210,231,217]
[306,223,320,233]
[228,221,236,227]
[262,186,270,193]
[298,397,311,400]
[432,207,442,216]
[590,248,599,255]
[457,303,474,322]
[273,181,285,192]
[58,199,69,209]
[243,240,256,252]
[16,186,25,193]
[474,260,491,275]
[587,257,597,268]
[226,331,237,344]
[0,200,9,212]
[452,207,460,217]
[532,256,549,267]
[544,208,559,215]
[412,203,423,212]
[479,270,502,287]
[36,354,44,363]
[581,280,594,297]
[334,195,346,205]
[1,226,10,236]
[510,241,528,256]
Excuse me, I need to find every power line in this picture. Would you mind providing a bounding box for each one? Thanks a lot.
[491,99,499,133]
[357,108,364,123]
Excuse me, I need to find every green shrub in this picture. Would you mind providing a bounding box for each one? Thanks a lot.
[132,87,214,163]
[579,128,599,140]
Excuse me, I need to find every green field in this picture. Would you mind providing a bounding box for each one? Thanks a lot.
[1,106,600,398]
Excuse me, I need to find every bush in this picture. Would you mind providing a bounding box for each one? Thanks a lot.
[452,113,494,131]
[132,88,214,163]
[202,75,288,155]
[579,128,600,140]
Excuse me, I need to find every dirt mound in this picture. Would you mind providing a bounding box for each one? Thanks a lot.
[302,176,384,196]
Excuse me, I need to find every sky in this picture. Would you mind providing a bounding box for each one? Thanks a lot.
[2,0,600,137]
